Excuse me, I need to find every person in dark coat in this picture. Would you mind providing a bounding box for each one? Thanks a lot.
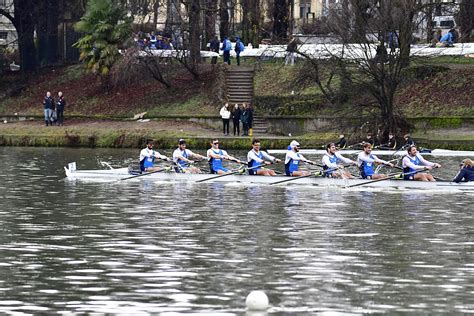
[247,103,254,134]
[452,159,474,183]
[232,104,241,136]
[235,36,244,66]
[209,36,220,65]
[335,134,347,149]
[43,91,54,126]
[56,91,66,126]
[240,103,250,136]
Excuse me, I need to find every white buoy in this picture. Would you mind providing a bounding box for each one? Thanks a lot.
[245,290,269,311]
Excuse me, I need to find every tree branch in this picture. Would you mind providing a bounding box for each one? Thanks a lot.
[0,8,15,26]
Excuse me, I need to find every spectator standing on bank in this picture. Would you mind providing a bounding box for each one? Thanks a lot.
[221,37,232,65]
[241,103,254,136]
[43,91,54,126]
[247,103,254,136]
[235,36,245,66]
[220,103,231,135]
[210,36,220,65]
[240,103,249,136]
[56,91,66,126]
[285,37,298,66]
[232,104,241,136]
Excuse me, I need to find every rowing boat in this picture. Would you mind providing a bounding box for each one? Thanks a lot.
[267,149,474,157]
[64,162,474,191]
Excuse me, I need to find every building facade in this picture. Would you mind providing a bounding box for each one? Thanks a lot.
[0,0,17,49]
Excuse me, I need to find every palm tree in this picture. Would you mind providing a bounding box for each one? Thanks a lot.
[73,0,131,78]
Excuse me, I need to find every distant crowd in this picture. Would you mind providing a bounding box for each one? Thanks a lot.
[133,31,175,50]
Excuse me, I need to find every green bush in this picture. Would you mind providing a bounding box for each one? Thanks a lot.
[401,65,449,82]
[255,95,325,115]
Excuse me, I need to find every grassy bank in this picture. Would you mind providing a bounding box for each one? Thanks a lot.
[0,56,472,149]
[1,120,473,150]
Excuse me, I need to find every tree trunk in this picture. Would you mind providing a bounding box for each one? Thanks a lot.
[153,0,160,27]
[13,0,37,72]
[250,0,261,46]
[458,0,474,42]
[36,0,59,65]
[204,0,218,43]
[219,0,229,39]
[273,0,288,40]
[188,0,201,77]
[241,0,250,43]
[425,0,434,43]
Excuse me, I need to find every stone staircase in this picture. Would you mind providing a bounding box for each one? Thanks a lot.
[225,66,269,135]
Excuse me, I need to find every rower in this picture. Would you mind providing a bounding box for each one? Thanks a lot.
[139,139,170,172]
[365,133,375,148]
[357,143,394,179]
[335,134,347,149]
[172,139,206,173]
[247,139,281,176]
[284,140,316,176]
[452,159,474,183]
[403,134,415,148]
[322,143,356,179]
[379,132,397,150]
[402,145,441,181]
[387,132,397,149]
[207,138,244,174]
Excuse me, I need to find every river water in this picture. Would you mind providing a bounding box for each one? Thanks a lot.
[0,147,473,314]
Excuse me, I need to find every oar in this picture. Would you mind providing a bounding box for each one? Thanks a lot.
[195,164,259,183]
[270,167,337,185]
[345,143,363,149]
[345,168,428,188]
[119,166,173,181]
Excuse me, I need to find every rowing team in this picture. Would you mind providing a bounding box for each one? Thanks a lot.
[139,138,474,182]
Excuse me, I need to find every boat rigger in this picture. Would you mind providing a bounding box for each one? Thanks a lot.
[267,149,474,157]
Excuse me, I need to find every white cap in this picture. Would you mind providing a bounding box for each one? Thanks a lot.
[290,140,300,148]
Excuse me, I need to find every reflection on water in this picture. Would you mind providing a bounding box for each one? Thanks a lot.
[0,147,473,314]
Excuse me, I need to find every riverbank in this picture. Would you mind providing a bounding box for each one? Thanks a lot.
[1,119,473,150]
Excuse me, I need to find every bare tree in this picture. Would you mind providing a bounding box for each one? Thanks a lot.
[273,0,289,40]
[456,0,474,42]
[294,0,444,136]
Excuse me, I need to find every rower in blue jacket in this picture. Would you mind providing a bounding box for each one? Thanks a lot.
[402,145,441,181]
[247,139,281,176]
[357,143,394,179]
[207,138,244,174]
[172,139,206,173]
[139,139,170,172]
[284,140,316,176]
[322,143,356,178]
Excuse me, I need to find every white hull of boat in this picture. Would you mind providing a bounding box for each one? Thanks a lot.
[267,149,474,157]
[64,164,474,192]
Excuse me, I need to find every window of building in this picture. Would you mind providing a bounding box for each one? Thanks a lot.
[0,0,7,7]
[299,0,311,18]
[0,32,8,40]
[440,20,454,28]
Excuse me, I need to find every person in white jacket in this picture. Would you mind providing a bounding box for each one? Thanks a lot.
[220,103,231,135]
